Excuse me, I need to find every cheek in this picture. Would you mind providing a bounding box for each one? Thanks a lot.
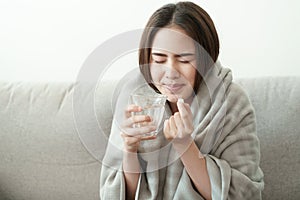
[150,65,164,83]
[189,70,197,86]
[181,66,197,86]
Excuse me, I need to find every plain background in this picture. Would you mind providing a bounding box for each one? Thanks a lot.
[0,0,299,81]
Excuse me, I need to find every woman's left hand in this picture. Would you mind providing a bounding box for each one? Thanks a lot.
[163,101,194,141]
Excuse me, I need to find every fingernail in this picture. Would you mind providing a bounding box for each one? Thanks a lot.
[177,98,184,104]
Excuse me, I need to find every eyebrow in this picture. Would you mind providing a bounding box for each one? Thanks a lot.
[151,52,195,57]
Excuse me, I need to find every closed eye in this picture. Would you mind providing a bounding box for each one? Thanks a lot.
[179,60,190,64]
[154,60,166,64]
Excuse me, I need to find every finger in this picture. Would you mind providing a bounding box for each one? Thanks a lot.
[183,103,193,117]
[121,133,141,152]
[164,119,169,132]
[123,115,152,127]
[174,112,184,137]
[163,119,172,140]
[177,102,193,132]
[125,104,142,118]
[121,132,141,145]
[177,102,193,121]
[169,116,178,138]
[123,125,157,136]
[140,135,157,141]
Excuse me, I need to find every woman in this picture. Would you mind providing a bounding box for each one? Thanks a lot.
[100,2,264,200]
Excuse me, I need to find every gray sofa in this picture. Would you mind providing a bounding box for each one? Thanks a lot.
[0,77,299,200]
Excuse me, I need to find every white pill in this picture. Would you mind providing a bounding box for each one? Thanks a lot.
[178,98,184,103]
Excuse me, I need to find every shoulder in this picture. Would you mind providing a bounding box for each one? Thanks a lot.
[221,81,256,136]
[226,81,251,102]
[225,82,254,113]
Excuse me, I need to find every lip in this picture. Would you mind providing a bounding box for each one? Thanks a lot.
[163,84,185,93]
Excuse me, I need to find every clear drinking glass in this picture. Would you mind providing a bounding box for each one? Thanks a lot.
[130,92,167,136]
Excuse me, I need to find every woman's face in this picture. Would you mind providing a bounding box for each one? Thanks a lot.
[150,26,197,103]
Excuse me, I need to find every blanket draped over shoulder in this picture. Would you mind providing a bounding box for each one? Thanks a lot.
[100,61,264,200]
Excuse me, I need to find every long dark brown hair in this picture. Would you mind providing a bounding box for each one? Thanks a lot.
[139,1,219,94]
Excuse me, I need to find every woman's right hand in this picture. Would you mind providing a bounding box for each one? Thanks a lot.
[121,104,157,153]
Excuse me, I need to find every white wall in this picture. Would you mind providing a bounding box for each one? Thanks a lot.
[0,0,299,81]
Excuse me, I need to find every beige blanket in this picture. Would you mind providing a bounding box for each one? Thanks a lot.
[100,61,264,199]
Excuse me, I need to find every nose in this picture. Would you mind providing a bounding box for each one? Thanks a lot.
[165,59,180,79]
